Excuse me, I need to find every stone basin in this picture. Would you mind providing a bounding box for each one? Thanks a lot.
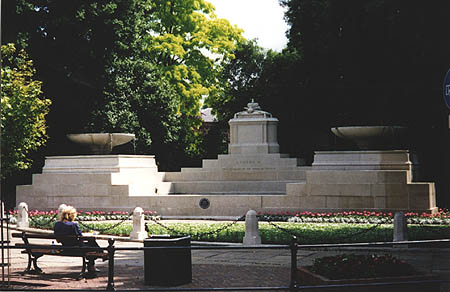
[67,133,135,154]
[331,126,406,149]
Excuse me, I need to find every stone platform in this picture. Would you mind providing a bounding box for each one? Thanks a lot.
[16,153,309,215]
[16,150,437,215]
[292,151,437,213]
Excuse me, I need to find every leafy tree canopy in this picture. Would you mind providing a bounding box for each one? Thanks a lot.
[279,0,450,127]
[205,40,268,123]
[1,43,51,178]
[143,0,244,154]
[2,0,245,167]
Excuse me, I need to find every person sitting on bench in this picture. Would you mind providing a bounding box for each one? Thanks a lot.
[54,206,100,276]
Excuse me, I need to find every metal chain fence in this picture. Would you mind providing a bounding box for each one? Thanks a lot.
[415,222,449,236]
[27,210,135,234]
[77,210,135,233]
[26,210,447,241]
[147,215,246,238]
[28,213,58,228]
[266,220,387,242]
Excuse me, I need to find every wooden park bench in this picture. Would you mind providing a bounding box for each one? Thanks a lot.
[12,231,108,277]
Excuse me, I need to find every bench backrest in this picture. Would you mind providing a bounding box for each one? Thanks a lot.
[12,232,97,245]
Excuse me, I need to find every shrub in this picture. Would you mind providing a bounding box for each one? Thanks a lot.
[309,254,418,279]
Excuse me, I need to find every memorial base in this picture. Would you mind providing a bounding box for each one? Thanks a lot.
[286,150,437,214]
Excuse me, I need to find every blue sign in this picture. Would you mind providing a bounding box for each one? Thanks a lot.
[444,69,450,109]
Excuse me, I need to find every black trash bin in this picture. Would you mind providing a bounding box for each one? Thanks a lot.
[144,235,192,286]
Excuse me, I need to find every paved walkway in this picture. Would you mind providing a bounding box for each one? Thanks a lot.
[1,224,449,291]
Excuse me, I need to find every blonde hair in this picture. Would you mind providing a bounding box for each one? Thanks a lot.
[57,204,67,222]
[63,206,77,222]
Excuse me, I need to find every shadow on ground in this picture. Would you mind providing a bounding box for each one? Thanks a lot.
[4,264,290,291]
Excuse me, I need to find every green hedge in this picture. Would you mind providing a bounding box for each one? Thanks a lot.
[28,219,450,245]
[144,222,450,244]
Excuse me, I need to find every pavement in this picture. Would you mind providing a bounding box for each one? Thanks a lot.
[0,223,449,291]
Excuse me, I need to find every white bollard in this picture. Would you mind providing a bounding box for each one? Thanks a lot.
[130,207,148,240]
[243,210,261,245]
[393,212,408,242]
[17,202,29,228]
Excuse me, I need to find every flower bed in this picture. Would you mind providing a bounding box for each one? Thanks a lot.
[309,254,417,279]
[9,208,450,225]
[296,254,440,292]
[8,209,159,222]
[257,209,450,225]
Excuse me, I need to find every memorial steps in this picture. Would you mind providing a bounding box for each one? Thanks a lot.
[161,153,309,196]
[165,169,306,181]
[167,180,298,195]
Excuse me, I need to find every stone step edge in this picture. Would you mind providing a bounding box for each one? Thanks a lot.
[168,180,301,184]
[175,167,310,172]
[167,192,286,195]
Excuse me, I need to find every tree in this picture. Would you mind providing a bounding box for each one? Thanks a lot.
[1,43,51,178]
[2,0,138,154]
[88,58,185,170]
[206,40,267,123]
[2,0,244,167]
[202,40,269,155]
[279,0,450,127]
[143,0,244,155]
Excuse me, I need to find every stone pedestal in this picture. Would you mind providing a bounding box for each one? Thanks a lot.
[286,150,437,214]
[16,155,172,211]
[312,150,413,182]
[312,150,412,171]
[228,100,279,154]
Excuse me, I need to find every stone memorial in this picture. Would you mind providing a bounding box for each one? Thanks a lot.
[16,101,438,215]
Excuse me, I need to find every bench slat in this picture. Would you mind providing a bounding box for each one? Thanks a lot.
[16,244,106,256]
[20,250,107,258]
[21,249,61,255]
[12,232,97,241]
